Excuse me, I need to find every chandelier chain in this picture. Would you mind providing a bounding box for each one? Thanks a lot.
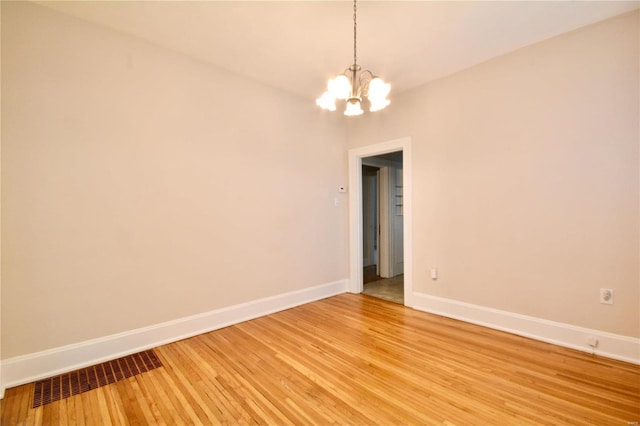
[353,0,357,66]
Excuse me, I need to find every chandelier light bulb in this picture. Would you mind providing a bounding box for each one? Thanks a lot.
[328,75,351,100]
[344,99,364,116]
[316,92,336,111]
[369,98,390,112]
[368,77,391,102]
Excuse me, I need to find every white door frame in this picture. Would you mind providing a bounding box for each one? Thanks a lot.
[348,137,413,307]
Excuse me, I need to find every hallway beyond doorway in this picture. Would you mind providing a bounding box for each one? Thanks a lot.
[362,266,404,304]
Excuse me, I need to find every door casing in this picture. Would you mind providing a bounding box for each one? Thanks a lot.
[348,137,412,306]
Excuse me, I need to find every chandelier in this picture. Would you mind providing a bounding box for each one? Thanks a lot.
[316,0,390,116]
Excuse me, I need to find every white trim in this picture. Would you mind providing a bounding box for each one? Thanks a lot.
[348,137,413,306]
[0,280,347,398]
[411,292,640,365]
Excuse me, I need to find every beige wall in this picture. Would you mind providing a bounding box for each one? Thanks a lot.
[1,2,347,359]
[348,11,639,338]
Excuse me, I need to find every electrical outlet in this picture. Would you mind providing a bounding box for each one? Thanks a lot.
[600,288,614,305]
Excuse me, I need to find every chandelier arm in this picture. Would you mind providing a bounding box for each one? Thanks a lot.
[358,70,374,97]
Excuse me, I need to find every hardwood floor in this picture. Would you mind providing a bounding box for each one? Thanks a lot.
[2,294,639,425]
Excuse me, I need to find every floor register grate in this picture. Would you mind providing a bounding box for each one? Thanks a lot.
[32,349,162,408]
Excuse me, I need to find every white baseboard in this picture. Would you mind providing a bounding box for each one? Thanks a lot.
[0,279,348,399]
[411,292,640,365]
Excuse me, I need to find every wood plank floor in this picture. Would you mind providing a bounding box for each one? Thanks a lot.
[2,294,639,425]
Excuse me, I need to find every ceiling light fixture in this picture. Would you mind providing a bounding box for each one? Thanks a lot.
[316,0,390,116]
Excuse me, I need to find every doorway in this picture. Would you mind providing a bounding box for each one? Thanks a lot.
[347,137,412,307]
[361,153,404,304]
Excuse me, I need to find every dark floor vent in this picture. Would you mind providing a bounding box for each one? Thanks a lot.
[32,349,162,408]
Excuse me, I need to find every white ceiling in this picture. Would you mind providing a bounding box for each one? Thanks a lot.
[38,1,639,100]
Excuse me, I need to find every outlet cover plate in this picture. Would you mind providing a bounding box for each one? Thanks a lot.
[599,288,614,305]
